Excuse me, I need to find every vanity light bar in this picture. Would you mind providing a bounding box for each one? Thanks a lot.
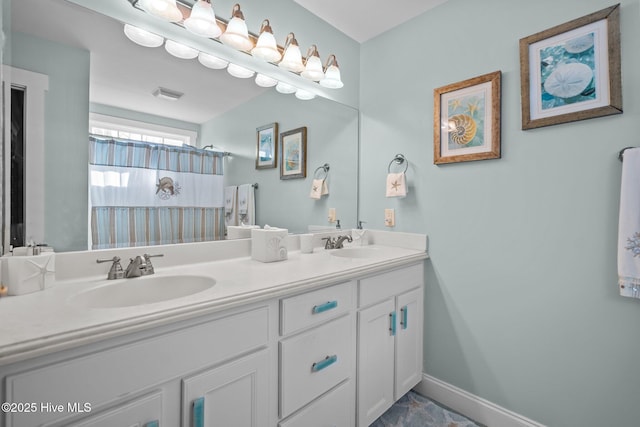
[125,0,344,96]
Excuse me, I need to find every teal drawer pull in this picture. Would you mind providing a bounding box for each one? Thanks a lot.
[144,421,159,427]
[401,306,408,330]
[193,397,205,427]
[311,354,338,372]
[390,311,397,336]
[312,300,338,314]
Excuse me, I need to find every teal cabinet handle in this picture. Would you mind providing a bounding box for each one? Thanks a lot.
[401,306,408,330]
[311,354,338,372]
[390,311,397,336]
[312,300,338,314]
[144,421,159,427]
[193,397,205,427]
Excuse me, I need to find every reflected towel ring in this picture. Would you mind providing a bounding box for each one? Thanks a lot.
[314,163,330,179]
[388,154,408,173]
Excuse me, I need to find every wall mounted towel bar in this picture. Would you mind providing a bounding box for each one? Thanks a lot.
[388,154,409,173]
[314,163,330,179]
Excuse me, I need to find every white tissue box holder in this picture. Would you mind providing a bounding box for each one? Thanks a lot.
[251,228,288,263]
[1,253,56,296]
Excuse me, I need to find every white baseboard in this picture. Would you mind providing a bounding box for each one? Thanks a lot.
[414,374,546,427]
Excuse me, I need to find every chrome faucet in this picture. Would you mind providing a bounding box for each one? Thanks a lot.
[96,256,125,280]
[322,235,352,250]
[124,253,164,278]
[334,235,353,249]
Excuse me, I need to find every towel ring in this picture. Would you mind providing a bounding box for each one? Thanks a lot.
[619,147,636,162]
[314,163,330,179]
[388,154,408,173]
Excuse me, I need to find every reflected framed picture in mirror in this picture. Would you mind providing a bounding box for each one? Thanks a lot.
[280,127,307,180]
[256,122,278,169]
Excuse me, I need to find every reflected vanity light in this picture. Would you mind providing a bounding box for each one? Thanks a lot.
[275,81,297,94]
[255,74,278,87]
[295,88,316,100]
[164,39,199,59]
[184,0,222,38]
[219,4,253,52]
[139,0,182,22]
[198,51,228,69]
[227,63,255,79]
[279,33,305,73]
[301,45,324,81]
[123,24,164,47]
[319,54,344,89]
[251,20,281,62]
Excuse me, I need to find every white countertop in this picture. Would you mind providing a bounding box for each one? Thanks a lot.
[0,231,428,366]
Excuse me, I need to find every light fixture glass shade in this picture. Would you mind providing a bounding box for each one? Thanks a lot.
[275,81,296,94]
[198,52,229,69]
[227,63,255,79]
[164,39,199,59]
[295,88,316,100]
[139,0,183,22]
[251,20,281,62]
[184,0,222,38]
[124,24,164,48]
[279,34,304,73]
[320,55,344,89]
[255,74,278,87]
[219,4,254,51]
[301,53,324,81]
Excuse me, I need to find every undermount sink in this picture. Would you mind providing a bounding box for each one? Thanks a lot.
[330,247,380,259]
[71,275,216,308]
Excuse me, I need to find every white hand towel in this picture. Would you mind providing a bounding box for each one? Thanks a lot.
[224,186,237,213]
[386,173,407,197]
[618,147,640,298]
[310,179,329,199]
[237,184,250,215]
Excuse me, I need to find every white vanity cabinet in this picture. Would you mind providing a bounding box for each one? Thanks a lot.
[1,303,275,427]
[278,281,357,427]
[356,263,424,427]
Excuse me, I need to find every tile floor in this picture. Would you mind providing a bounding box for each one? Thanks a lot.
[370,391,483,427]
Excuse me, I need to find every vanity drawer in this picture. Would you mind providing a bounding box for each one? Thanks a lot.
[279,315,353,418]
[280,281,353,336]
[358,263,423,308]
[279,380,354,427]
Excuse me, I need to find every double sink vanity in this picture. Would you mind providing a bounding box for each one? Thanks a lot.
[0,230,428,427]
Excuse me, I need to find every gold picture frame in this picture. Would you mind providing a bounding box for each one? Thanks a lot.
[434,71,501,165]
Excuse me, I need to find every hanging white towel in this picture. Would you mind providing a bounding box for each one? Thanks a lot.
[237,184,256,225]
[618,147,640,298]
[309,179,329,199]
[386,172,407,197]
[224,186,237,213]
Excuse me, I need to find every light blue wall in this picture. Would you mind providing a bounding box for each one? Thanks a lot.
[9,32,90,252]
[202,91,359,232]
[360,0,640,425]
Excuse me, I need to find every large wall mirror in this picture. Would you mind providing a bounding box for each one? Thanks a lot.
[4,0,360,252]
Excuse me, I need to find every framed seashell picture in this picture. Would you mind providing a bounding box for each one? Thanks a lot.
[434,71,501,164]
[519,4,622,130]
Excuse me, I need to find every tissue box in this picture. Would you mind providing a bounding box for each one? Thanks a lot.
[227,225,260,240]
[251,228,288,263]
[1,253,56,296]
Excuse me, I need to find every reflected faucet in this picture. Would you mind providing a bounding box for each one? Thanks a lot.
[334,235,352,249]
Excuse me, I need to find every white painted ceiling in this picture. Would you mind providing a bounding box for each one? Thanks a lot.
[11,0,446,124]
[293,0,450,43]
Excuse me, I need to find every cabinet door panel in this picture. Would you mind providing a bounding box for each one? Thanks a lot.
[356,299,395,427]
[182,349,269,427]
[278,380,354,427]
[65,391,162,427]
[395,287,424,400]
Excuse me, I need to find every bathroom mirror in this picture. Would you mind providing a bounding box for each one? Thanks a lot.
[6,0,359,252]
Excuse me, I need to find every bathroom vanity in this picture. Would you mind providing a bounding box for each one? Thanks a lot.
[0,231,427,427]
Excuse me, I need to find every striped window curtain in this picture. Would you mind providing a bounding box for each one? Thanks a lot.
[89,136,225,250]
